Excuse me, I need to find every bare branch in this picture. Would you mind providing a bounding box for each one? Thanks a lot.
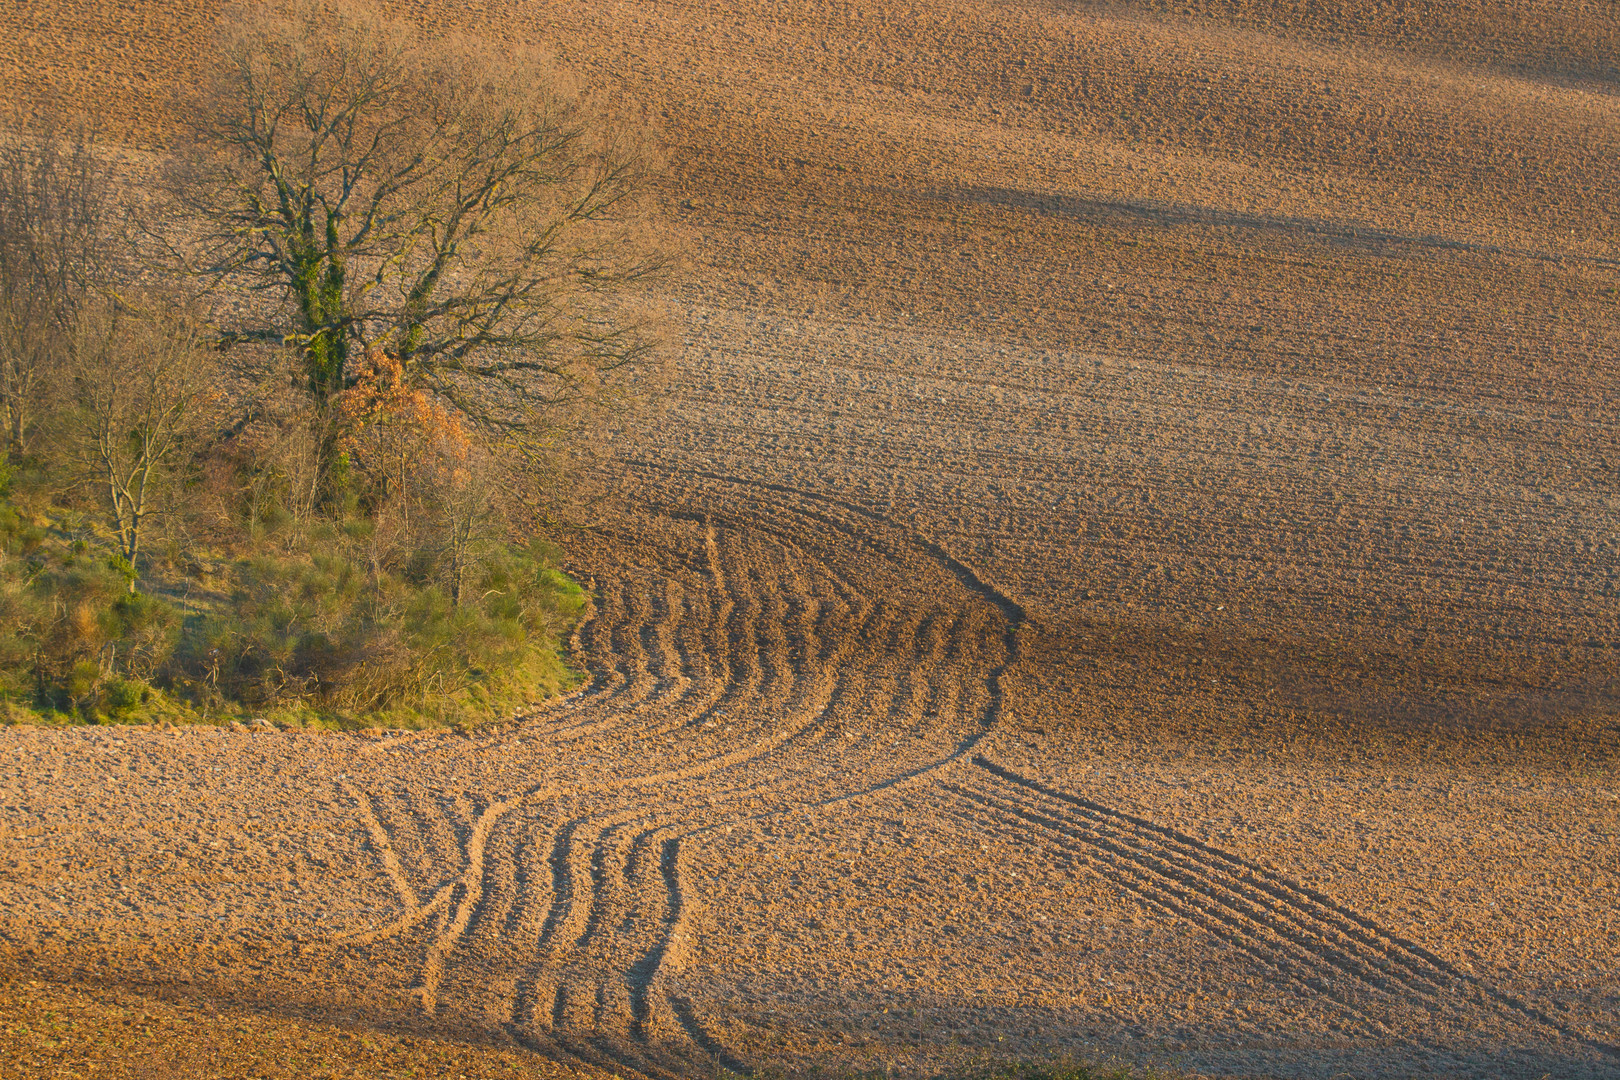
[162,0,666,439]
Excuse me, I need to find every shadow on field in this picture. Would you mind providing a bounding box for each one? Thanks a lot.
[931,184,1619,268]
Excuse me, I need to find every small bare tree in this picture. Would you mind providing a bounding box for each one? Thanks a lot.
[61,305,217,592]
[0,112,116,454]
[171,0,663,446]
[228,350,340,543]
[430,448,506,607]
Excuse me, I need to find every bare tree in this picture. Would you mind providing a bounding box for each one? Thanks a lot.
[171,0,663,444]
[228,350,340,543]
[62,305,217,592]
[0,112,116,454]
[430,448,506,607]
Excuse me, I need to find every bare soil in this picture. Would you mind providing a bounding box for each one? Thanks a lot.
[1,1,1617,1077]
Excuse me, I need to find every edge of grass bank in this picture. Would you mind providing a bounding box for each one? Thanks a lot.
[0,481,592,733]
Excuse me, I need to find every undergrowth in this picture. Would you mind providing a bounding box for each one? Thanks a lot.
[0,455,586,730]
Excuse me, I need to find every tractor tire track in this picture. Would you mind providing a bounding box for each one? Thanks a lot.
[578,562,1020,1070]
[952,759,1620,1060]
[325,477,1029,1074]
[394,521,887,1040]
[441,504,1021,1074]
[515,556,878,1041]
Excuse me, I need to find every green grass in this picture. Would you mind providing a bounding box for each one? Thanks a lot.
[0,487,587,730]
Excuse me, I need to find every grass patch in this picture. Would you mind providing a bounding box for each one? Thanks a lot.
[0,478,586,730]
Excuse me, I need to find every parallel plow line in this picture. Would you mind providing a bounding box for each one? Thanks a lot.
[950,758,1620,1060]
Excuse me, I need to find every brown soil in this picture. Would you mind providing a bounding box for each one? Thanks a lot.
[0,972,612,1080]
[1,1,1617,1077]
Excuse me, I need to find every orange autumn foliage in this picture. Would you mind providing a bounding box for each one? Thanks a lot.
[334,345,470,462]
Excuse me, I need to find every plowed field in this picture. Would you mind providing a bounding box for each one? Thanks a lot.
[1,1,1617,1077]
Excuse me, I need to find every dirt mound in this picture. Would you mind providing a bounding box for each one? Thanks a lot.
[1,0,1617,1077]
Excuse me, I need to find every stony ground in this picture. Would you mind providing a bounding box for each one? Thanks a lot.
[1,0,1617,1077]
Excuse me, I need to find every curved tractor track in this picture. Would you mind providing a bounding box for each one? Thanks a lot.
[0,467,1612,1079]
[321,495,1018,1077]
[300,483,1613,1078]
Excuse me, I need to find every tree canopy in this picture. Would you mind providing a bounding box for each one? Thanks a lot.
[175,0,663,433]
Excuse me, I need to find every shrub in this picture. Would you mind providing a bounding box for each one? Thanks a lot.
[99,676,145,720]
[180,525,585,724]
[0,484,585,728]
